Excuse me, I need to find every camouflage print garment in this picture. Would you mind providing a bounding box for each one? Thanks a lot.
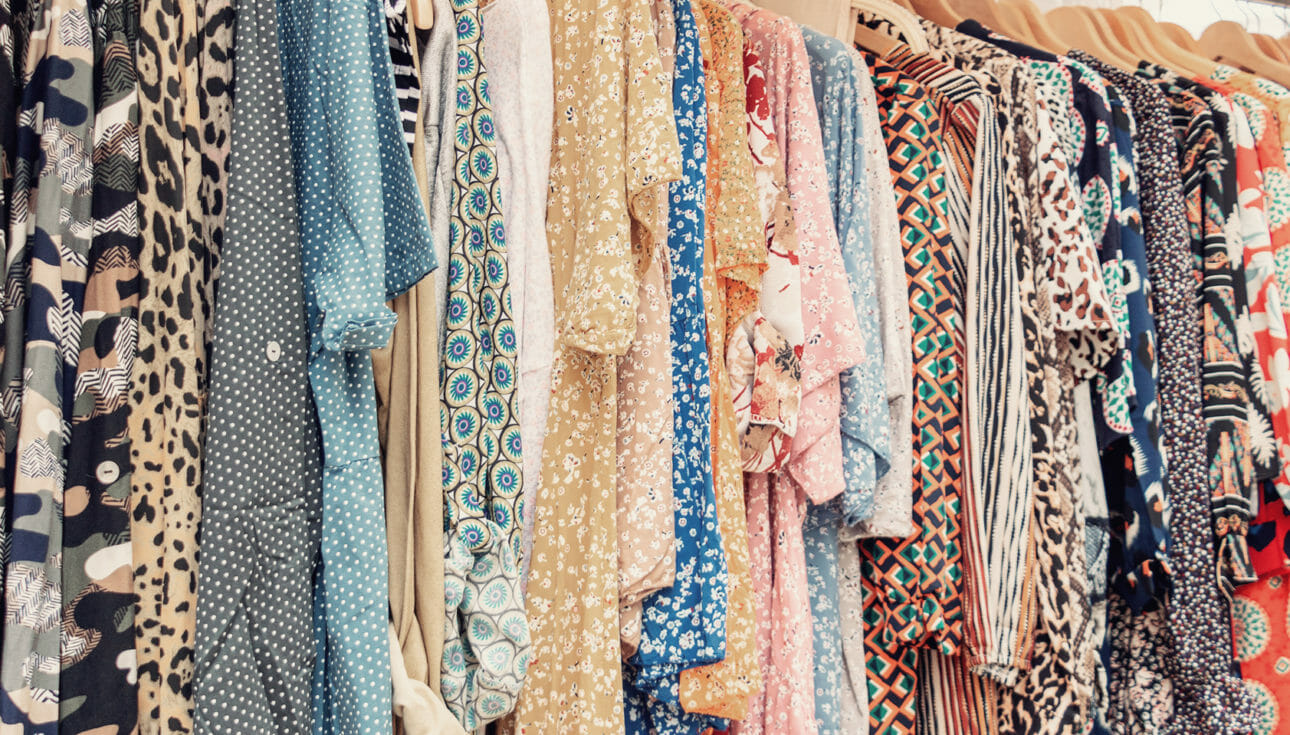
[58,0,142,729]
[0,0,96,725]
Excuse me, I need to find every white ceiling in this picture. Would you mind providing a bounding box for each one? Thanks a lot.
[1031,0,1290,36]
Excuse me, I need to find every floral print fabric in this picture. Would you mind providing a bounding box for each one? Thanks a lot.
[732,32,802,474]
[730,7,863,735]
[513,0,680,729]
[622,3,727,732]
[678,0,762,721]
[1147,72,1259,591]
[802,28,887,735]
[803,28,888,536]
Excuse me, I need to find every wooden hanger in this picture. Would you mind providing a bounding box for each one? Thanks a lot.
[409,0,432,30]
[1000,0,1068,55]
[1115,6,1215,79]
[891,0,916,12]
[852,0,931,51]
[1045,6,1136,69]
[1200,21,1290,89]
[1096,8,1153,60]
[1077,5,1143,66]
[949,0,1008,30]
[1256,33,1290,64]
[993,2,1038,45]
[905,0,961,28]
[1162,22,1204,54]
[757,0,853,40]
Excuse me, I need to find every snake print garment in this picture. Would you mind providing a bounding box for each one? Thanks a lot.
[861,52,964,735]
[0,0,94,722]
[58,0,141,728]
[438,0,530,727]
[1079,52,1260,735]
[131,0,229,721]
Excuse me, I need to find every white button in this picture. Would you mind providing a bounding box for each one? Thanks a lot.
[96,461,120,485]
[266,340,282,362]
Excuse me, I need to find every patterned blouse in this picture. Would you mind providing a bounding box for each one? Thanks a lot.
[918,23,1045,694]
[731,37,803,475]
[1080,52,1259,735]
[1145,71,1259,591]
[1205,70,1290,577]
[615,1,678,664]
[1096,83,1171,613]
[678,0,763,723]
[802,27,888,735]
[861,51,964,735]
[882,43,1034,701]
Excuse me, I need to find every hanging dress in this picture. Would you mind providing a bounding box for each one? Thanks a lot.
[0,0,94,724]
[510,0,680,729]
[190,0,322,724]
[57,0,140,728]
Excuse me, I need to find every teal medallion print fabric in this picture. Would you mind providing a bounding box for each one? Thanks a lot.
[437,0,531,728]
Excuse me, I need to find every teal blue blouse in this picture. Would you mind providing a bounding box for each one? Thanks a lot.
[277,0,435,728]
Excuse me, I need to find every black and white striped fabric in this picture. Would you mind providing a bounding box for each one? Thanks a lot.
[386,0,420,149]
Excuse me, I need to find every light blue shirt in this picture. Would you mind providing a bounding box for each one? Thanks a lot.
[277,0,435,728]
[803,28,890,526]
[802,27,890,735]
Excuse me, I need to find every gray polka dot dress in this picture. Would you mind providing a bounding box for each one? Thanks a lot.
[190,0,323,728]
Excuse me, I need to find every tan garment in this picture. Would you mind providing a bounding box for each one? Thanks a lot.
[510,0,680,729]
[375,278,447,726]
[375,10,450,730]
[615,0,676,657]
[132,0,229,725]
[388,624,465,735]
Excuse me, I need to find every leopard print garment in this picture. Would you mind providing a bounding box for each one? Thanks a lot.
[131,0,230,725]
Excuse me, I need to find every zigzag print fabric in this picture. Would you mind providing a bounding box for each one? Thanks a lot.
[860,52,964,735]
